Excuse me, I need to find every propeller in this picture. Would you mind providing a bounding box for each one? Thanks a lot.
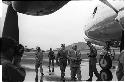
[99,0,118,14]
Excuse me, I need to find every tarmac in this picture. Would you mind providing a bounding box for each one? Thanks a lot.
[22,57,118,82]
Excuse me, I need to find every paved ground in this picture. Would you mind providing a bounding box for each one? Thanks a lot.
[22,58,118,82]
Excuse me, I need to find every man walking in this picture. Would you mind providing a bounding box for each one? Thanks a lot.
[56,44,68,81]
[86,41,101,81]
[68,45,82,81]
[48,48,55,72]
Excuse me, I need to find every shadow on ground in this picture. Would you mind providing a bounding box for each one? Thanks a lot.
[44,75,71,81]
[21,58,59,67]
[22,66,35,72]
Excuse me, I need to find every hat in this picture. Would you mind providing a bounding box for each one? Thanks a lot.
[36,47,41,51]
[87,41,91,45]
[61,44,65,47]
[72,45,77,50]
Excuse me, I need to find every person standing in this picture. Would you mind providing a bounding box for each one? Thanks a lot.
[116,31,124,81]
[48,48,55,72]
[56,44,68,81]
[68,45,82,81]
[86,41,101,81]
[115,14,124,81]
[35,47,44,81]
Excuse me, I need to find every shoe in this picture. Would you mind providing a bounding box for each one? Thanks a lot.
[52,70,54,72]
[35,77,38,82]
[71,79,76,81]
[49,70,51,72]
[71,77,77,81]
[86,78,92,81]
[78,79,82,81]
[41,73,44,76]
[61,78,65,81]
[96,78,102,81]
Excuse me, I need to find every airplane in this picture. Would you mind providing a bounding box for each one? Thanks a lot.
[2,1,70,43]
[84,0,124,81]
[1,0,124,81]
[84,6,123,47]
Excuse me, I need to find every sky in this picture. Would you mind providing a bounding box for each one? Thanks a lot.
[0,0,124,50]
[0,0,2,17]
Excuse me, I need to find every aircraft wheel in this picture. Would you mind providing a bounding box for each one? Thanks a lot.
[100,69,113,81]
[99,55,112,69]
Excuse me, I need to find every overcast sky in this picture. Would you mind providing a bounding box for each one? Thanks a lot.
[0,0,124,50]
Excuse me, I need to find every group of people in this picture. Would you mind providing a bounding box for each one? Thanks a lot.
[1,37,124,82]
[35,41,101,81]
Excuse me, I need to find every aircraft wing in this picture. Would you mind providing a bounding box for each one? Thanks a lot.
[3,1,70,16]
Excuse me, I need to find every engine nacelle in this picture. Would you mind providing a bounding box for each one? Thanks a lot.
[3,1,70,16]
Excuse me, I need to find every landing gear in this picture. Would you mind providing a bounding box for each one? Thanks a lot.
[99,55,113,80]
[99,55,112,69]
[99,41,113,81]
[99,58,113,80]
[100,69,113,81]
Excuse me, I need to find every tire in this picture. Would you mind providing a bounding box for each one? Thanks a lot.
[100,69,113,81]
[99,55,112,69]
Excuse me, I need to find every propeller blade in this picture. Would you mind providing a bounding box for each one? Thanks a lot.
[2,4,19,43]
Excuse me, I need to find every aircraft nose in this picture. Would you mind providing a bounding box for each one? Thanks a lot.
[85,19,122,42]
